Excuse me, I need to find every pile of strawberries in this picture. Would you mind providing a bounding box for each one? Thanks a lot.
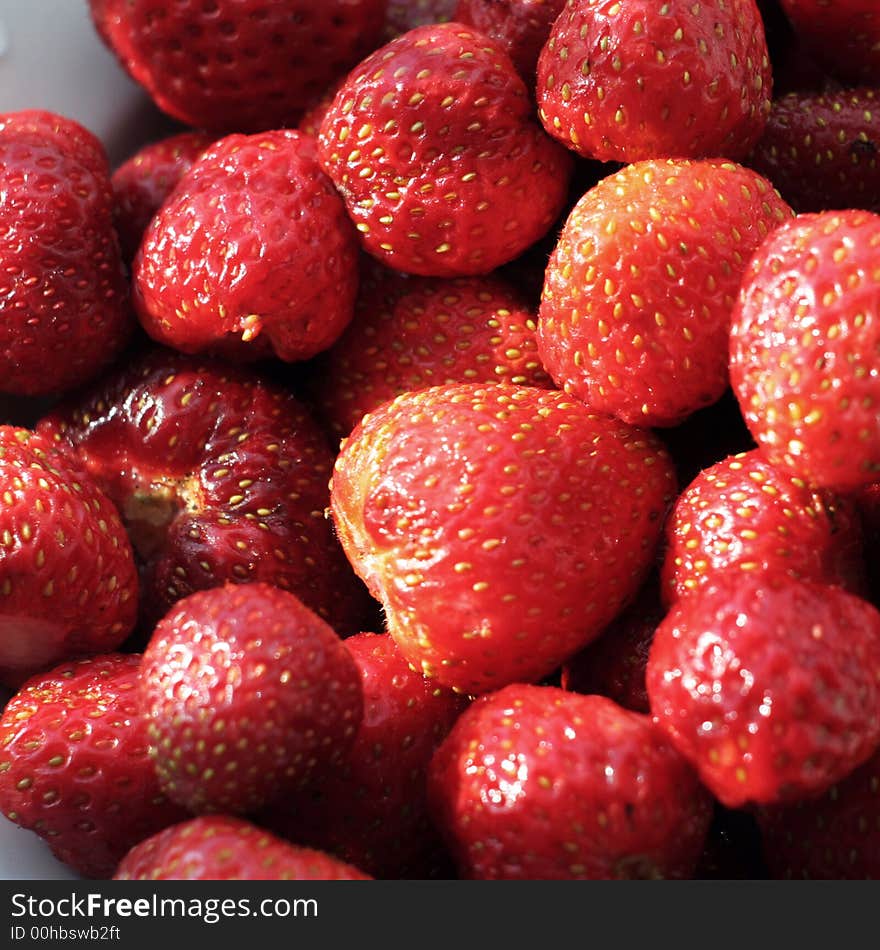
[0,0,879,881]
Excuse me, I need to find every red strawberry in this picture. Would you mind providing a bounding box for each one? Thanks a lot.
[88,0,388,132]
[133,130,359,363]
[112,131,214,262]
[730,210,880,491]
[538,159,793,427]
[0,654,186,878]
[646,571,880,808]
[662,449,866,603]
[748,88,880,214]
[561,575,664,714]
[455,0,566,86]
[0,110,131,396]
[310,268,552,438]
[0,427,138,686]
[317,22,573,278]
[330,383,676,694]
[385,0,458,39]
[536,0,772,163]
[141,583,363,814]
[37,348,370,635]
[263,632,467,878]
[428,686,713,879]
[114,816,371,880]
[757,746,880,879]
[778,0,880,86]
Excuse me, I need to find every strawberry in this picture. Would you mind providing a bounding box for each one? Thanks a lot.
[309,267,552,438]
[141,583,363,815]
[114,816,371,880]
[748,88,880,214]
[646,571,880,808]
[455,0,566,86]
[561,575,664,714]
[37,348,370,636]
[662,449,866,604]
[330,383,676,694]
[536,0,772,163]
[778,0,880,86]
[317,22,573,278]
[0,654,186,878]
[730,210,880,491]
[0,110,131,397]
[112,131,214,262]
[133,130,359,363]
[428,686,713,879]
[538,159,793,428]
[0,427,138,686]
[757,746,880,879]
[384,0,458,39]
[263,632,467,878]
[88,0,388,132]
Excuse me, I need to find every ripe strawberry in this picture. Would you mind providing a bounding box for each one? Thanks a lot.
[133,130,359,363]
[141,583,363,815]
[428,686,713,879]
[310,268,552,438]
[662,449,866,603]
[748,88,880,214]
[112,131,214,262]
[88,0,388,132]
[730,210,880,491]
[330,383,676,694]
[0,110,131,396]
[561,575,664,714]
[536,0,772,163]
[455,0,566,86]
[0,427,138,687]
[646,571,880,808]
[384,0,458,39]
[757,746,880,879]
[0,654,186,878]
[538,159,793,427]
[317,22,573,278]
[114,816,371,880]
[37,348,370,635]
[263,632,467,878]
[778,0,880,86]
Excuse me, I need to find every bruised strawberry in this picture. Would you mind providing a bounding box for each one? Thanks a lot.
[141,583,363,814]
[647,571,880,808]
[730,210,880,490]
[263,632,467,878]
[0,427,138,686]
[37,349,369,634]
[115,816,371,880]
[538,159,793,427]
[112,131,214,262]
[0,655,186,878]
[757,747,880,879]
[317,23,573,278]
[88,0,388,132]
[384,0,458,38]
[330,383,676,694]
[310,269,552,438]
[561,575,664,714]
[778,0,880,86]
[662,450,866,603]
[428,686,713,879]
[0,111,131,396]
[748,88,880,213]
[537,0,772,162]
[133,130,359,363]
[455,0,565,86]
